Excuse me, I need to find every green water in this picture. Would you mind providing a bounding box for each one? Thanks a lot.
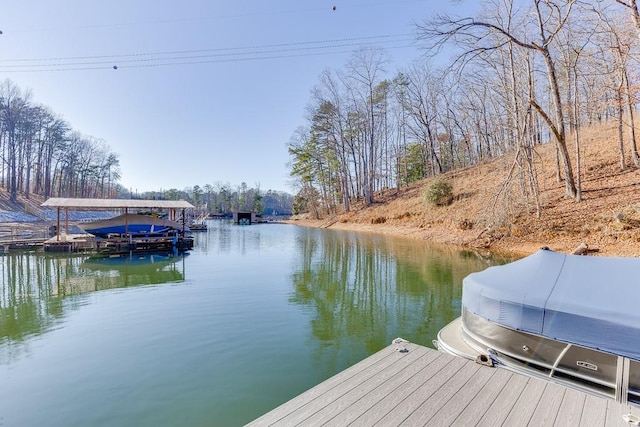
[0,221,506,426]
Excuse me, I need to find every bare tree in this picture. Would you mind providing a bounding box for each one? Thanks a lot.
[0,80,123,201]
[314,70,354,212]
[600,4,640,166]
[418,0,579,199]
[344,47,389,205]
[616,0,640,37]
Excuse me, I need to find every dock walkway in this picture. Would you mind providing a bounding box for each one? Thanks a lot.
[248,340,639,426]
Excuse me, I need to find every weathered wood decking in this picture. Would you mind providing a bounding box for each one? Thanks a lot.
[248,340,640,426]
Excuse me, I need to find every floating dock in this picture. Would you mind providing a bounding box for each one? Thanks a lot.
[43,234,95,253]
[248,340,639,426]
[1,234,194,254]
[0,238,46,252]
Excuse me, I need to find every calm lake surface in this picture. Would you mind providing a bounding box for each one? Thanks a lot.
[0,220,507,426]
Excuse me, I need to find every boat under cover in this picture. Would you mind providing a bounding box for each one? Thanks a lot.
[436,248,640,405]
[462,248,640,361]
[79,213,188,237]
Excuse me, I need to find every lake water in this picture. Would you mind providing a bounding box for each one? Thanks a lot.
[0,220,507,426]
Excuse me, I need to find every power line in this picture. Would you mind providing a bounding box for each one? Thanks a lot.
[0,34,418,72]
[2,34,415,62]
[16,45,417,73]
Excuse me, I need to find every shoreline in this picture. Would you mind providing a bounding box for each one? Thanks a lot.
[284,217,637,258]
[2,217,637,258]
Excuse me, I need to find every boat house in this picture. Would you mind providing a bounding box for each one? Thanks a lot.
[41,198,195,253]
[233,211,255,225]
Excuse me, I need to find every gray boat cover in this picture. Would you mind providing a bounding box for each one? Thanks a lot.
[462,248,640,361]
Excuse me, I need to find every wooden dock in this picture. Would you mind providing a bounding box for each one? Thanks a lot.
[0,238,47,252]
[0,235,195,254]
[248,340,640,426]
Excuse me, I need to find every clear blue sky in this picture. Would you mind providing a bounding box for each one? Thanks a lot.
[1,1,472,194]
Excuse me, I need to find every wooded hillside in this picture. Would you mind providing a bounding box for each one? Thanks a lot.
[0,80,122,202]
[290,121,640,258]
[287,0,640,241]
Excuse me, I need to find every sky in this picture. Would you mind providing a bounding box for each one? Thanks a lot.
[1,1,474,194]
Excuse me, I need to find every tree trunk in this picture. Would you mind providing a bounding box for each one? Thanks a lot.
[617,87,626,170]
[539,46,577,198]
[624,70,640,167]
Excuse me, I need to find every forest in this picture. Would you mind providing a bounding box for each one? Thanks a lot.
[0,80,122,202]
[287,0,640,218]
[0,80,292,215]
[136,184,293,217]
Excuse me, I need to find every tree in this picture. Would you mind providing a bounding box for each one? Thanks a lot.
[192,185,203,208]
[313,71,352,212]
[418,0,579,199]
[0,79,123,201]
[398,143,427,185]
[0,81,31,201]
[616,0,640,39]
[252,191,265,214]
[345,47,389,205]
[599,4,640,167]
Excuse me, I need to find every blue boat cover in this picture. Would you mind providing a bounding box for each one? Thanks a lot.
[462,248,640,360]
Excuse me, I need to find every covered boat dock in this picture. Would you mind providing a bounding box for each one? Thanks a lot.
[41,198,195,253]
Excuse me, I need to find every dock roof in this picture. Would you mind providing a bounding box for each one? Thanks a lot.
[41,198,194,210]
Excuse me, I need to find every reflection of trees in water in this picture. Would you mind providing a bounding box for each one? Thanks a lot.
[0,252,185,361]
[290,229,505,373]
[0,254,81,363]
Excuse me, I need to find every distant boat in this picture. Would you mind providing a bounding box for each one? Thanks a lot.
[79,213,188,237]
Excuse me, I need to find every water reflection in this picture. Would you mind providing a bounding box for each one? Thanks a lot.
[0,252,186,355]
[81,252,186,288]
[290,228,506,368]
[195,219,267,255]
[0,223,511,426]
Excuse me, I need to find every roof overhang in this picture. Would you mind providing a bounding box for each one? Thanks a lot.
[41,197,194,210]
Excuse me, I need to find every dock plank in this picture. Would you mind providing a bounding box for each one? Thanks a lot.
[249,343,632,427]
[401,360,486,425]
[372,356,470,426]
[554,387,587,426]
[246,342,419,426]
[348,351,454,426]
[581,393,609,426]
[292,345,432,426]
[476,370,531,425]
[319,347,441,426]
[528,382,567,425]
[434,366,513,426]
[500,375,547,425]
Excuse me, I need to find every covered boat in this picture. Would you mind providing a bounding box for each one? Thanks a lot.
[79,213,188,237]
[435,248,640,404]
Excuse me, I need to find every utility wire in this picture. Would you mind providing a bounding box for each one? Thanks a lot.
[13,44,416,73]
[1,34,415,62]
[0,34,418,72]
